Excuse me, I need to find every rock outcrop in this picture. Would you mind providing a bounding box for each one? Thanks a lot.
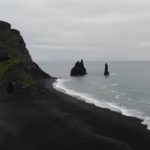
[70,59,87,76]
[7,82,14,93]
[0,21,52,94]
[104,63,110,76]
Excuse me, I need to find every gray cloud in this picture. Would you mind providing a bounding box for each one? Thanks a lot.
[0,0,150,61]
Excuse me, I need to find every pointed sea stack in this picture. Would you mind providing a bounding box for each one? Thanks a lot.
[70,59,87,76]
[104,63,110,76]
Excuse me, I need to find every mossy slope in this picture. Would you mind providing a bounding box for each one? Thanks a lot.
[0,21,35,93]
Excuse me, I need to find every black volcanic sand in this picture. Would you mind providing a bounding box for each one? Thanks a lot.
[0,79,150,150]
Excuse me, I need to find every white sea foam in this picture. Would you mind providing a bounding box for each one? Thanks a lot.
[100,86,107,89]
[109,83,118,87]
[115,95,120,99]
[100,83,117,90]
[53,78,150,130]
[142,117,150,130]
[115,92,126,99]
[127,97,131,101]
[110,73,120,75]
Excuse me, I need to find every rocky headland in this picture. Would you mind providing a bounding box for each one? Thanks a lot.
[0,21,53,94]
[70,59,87,76]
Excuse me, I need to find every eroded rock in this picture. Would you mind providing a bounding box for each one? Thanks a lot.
[104,63,110,76]
[70,59,87,76]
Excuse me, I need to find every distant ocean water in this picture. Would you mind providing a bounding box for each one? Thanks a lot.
[37,61,150,130]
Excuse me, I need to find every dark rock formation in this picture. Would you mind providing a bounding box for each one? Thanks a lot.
[29,62,50,80]
[0,20,53,94]
[104,63,110,76]
[70,59,87,76]
[7,82,14,93]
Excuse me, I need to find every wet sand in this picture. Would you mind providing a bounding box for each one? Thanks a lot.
[0,78,150,150]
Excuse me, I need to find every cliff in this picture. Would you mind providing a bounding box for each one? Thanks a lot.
[0,21,51,94]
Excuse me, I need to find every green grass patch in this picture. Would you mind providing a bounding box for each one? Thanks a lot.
[19,71,34,88]
[0,58,21,81]
[0,41,7,49]
[0,79,5,85]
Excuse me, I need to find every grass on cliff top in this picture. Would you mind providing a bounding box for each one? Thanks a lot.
[0,41,34,88]
[0,58,21,81]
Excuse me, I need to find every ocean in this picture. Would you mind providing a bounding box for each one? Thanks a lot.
[37,61,150,129]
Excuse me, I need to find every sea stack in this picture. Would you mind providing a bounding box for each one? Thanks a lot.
[104,63,110,76]
[70,59,87,76]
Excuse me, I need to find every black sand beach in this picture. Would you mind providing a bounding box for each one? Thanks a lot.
[0,79,150,150]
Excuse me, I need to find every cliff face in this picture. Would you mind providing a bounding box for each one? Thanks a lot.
[0,21,51,94]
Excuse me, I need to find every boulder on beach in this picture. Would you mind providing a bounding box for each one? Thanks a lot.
[70,59,87,76]
[104,63,110,76]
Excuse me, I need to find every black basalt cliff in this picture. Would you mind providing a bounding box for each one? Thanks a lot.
[70,59,87,76]
[0,21,52,94]
[104,63,110,76]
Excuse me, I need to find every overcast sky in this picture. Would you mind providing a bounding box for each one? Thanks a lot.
[0,0,150,61]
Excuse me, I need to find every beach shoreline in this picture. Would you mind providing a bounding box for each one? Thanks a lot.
[52,78,149,126]
[0,78,150,149]
[44,79,150,149]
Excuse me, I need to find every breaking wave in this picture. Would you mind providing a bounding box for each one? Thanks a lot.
[53,78,150,130]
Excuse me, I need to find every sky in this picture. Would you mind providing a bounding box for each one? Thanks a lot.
[0,0,150,61]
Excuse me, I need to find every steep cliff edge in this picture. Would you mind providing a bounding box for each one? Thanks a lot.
[0,21,51,94]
